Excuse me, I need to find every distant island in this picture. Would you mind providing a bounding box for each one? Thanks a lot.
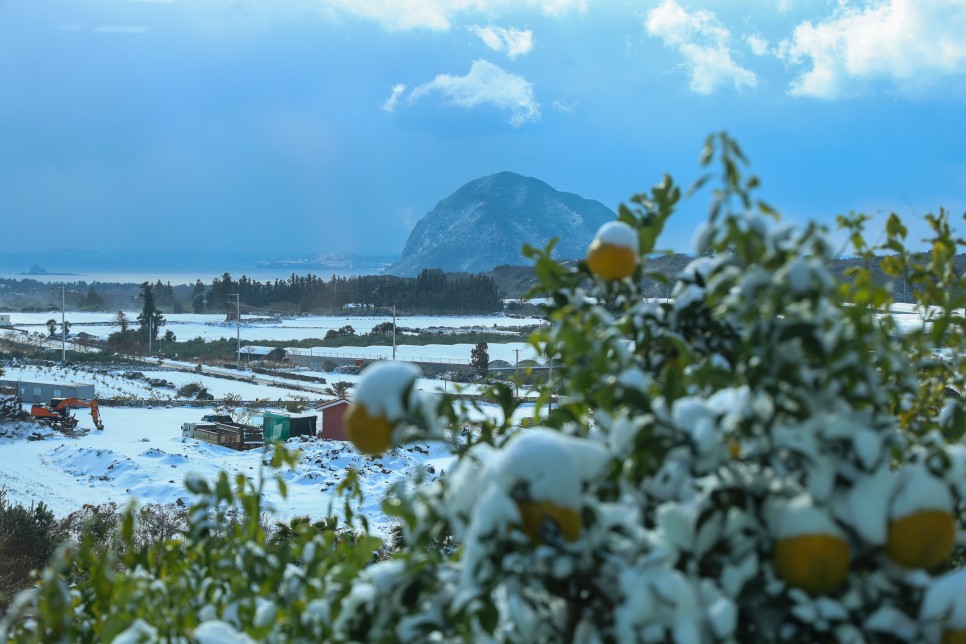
[20,264,80,276]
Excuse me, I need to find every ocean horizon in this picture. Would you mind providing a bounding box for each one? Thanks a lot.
[0,250,391,286]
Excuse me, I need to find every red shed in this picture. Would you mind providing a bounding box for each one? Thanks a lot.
[317,399,351,441]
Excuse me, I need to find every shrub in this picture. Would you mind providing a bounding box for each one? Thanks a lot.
[0,490,63,611]
[324,325,356,340]
[177,382,213,400]
[6,134,966,642]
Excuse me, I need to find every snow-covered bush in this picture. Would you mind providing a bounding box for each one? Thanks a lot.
[5,134,966,642]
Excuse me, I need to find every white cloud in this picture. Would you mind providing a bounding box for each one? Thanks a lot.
[746,34,769,56]
[779,0,966,99]
[469,25,534,59]
[382,84,407,112]
[317,0,586,31]
[409,59,541,126]
[645,0,757,94]
[552,99,576,114]
[538,0,588,16]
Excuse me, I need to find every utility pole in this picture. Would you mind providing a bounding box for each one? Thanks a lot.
[392,305,397,361]
[148,316,152,355]
[548,355,553,413]
[228,294,241,369]
[49,286,67,362]
[60,285,66,362]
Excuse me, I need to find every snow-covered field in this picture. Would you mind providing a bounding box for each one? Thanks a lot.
[3,311,547,366]
[287,342,541,365]
[0,406,455,536]
[0,359,536,534]
[5,312,545,343]
[0,303,934,538]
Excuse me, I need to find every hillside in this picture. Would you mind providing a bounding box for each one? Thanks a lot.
[386,172,616,276]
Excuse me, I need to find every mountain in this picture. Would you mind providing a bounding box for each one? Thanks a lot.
[385,171,617,276]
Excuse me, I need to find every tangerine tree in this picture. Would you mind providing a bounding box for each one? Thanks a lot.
[5,134,966,642]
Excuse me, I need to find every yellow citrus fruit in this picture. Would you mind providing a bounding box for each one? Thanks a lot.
[773,534,850,595]
[516,501,581,543]
[586,240,637,280]
[345,403,394,455]
[885,509,956,569]
[943,629,966,644]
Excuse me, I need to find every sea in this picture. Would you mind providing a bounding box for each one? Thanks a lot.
[0,250,390,286]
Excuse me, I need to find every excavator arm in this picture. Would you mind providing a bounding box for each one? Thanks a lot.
[41,397,105,430]
[86,399,104,430]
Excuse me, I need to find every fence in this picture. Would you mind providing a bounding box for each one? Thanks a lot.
[286,349,470,365]
[287,353,476,374]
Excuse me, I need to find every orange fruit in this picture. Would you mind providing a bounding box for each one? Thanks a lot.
[586,240,637,280]
[345,403,394,455]
[516,500,581,543]
[884,509,956,569]
[727,438,741,458]
[773,533,850,595]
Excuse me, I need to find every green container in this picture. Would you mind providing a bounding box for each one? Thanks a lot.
[262,413,291,443]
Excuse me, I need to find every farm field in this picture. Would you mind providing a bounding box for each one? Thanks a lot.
[0,405,456,536]
[0,302,934,536]
[4,312,545,342]
[0,348,538,534]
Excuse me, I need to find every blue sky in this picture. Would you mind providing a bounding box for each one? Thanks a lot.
[1,0,964,259]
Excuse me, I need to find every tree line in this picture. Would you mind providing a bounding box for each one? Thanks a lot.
[206,268,503,315]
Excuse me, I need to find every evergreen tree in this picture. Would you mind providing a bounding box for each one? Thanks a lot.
[137,282,165,344]
[210,273,233,312]
[81,286,104,311]
[190,279,207,313]
[114,311,129,333]
[324,381,353,400]
[471,342,490,376]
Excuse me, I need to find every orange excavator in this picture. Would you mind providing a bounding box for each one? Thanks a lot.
[30,398,104,431]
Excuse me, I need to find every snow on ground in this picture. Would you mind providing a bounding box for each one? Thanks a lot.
[0,361,541,535]
[1,361,313,401]
[3,308,932,350]
[5,313,546,344]
[0,405,456,537]
[0,310,557,533]
[287,342,541,365]
[3,312,547,368]
[1,358,533,401]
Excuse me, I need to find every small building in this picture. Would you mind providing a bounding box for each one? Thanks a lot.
[317,399,351,441]
[240,345,276,358]
[0,314,11,327]
[182,421,263,451]
[240,346,284,362]
[262,411,318,441]
[0,379,95,404]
